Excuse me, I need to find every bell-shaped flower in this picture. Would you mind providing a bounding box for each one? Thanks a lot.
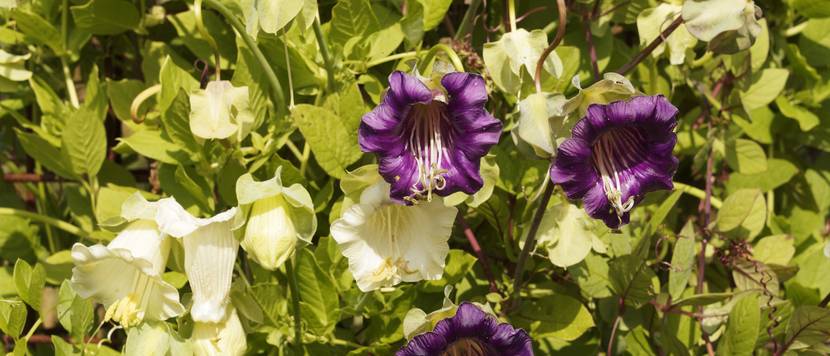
[154,199,238,323]
[235,167,316,270]
[70,193,185,327]
[189,80,254,141]
[359,71,502,204]
[550,95,679,229]
[397,302,533,356]
[331,181,457,292]
[191,306,247,356]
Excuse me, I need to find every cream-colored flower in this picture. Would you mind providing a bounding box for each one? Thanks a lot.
[235,167,316,270]
[71,194,185,327]
[191,306,247,356]
[154,198,238,323]
[331,181,457,292]
[189,80,254,141]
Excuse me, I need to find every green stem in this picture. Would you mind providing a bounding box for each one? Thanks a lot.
[454,0,482,40]
[0,208,86,237]
[418,44,465,74]
[673,182,723,209]
[286,253,303,352]
[61,0,79,108]
[507,0,517,32]
[194,0,222,80]
[313,18,336,93]
[362,51,418,68]
[203,0,286,116]
[23,318,42,341]
[281,29,296,108]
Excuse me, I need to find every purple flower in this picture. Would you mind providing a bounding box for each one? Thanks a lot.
[398,302,533,356]
[359,71,502,204]
[551,95,679,229]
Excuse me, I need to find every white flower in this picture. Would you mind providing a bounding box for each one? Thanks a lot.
[71,193,185,327]
[191,306,247,356]
[235,167,317,270]
[189,80,254,141]
[331,181,457,292]
[154,198,238,323]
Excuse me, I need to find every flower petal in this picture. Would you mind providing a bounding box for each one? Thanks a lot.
[191,306,247,356]
[182,218,239,323]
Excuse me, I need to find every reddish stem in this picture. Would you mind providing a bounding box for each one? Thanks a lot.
[457,214,500,295]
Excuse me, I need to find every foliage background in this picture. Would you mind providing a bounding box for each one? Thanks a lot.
[0,0,829,354]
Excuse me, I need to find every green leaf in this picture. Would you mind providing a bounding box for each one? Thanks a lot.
[291,104,362,178]
[250,282,287,326]
[516,92,567,157]
[57,280,93,341]
[0,299,26,339]
[15,129,78,180]
[158,56,199,114]
[13,259,45,311]
[682,0,761,53]
[739,68,790,111]
[725,138,767,174]
[115,128,187,164]
[125,322,192,356]
[107,79,146,122]
[71,0,140,35]
[417,0,452,30]
[61,108,107,177]
[328,0,380,48]
[483,29,563,93]
[296,248,340,336]
[12,11,62,53]
[514,294,595,341]
[668,221,696,299]
[254,0,304,34]
[718,293,760,356]
[609,255,656,308]
[726,159,799,193]
[716,189,766,240]
[753,235,794,266]
[637,3,696,65]
[672,292,733,307]
[791,0,830,18]
[642,190,683,238]
[536,203,597,268]
[783,306,830,351]
[775,96,819,131]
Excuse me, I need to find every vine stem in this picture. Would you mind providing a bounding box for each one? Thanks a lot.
[286,253,303,353]
[583,13,600,82]
[615,16,684,75]
[673,182,723,209]
[0,207,86,237]
[312,18,335,93]
[534,0,567,93]
[507,0,517,32]
[606,298,625,355]
[510,179,555,309]
[194,0,221,81]
[454,0,483,40]
[364,51,418,68]
[418,44,465,73]
[457,214,499,295]
[61,0,79,108]
[203,0,286,117]
[819,292,830,308]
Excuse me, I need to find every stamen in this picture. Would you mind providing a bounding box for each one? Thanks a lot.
[592,128,639,224]
[404,101,452,203]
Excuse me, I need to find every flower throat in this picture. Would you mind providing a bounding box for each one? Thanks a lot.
[592,127,642,223]
[403,100,451,204]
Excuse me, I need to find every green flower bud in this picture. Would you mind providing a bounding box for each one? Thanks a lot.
[235,167,316,270]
